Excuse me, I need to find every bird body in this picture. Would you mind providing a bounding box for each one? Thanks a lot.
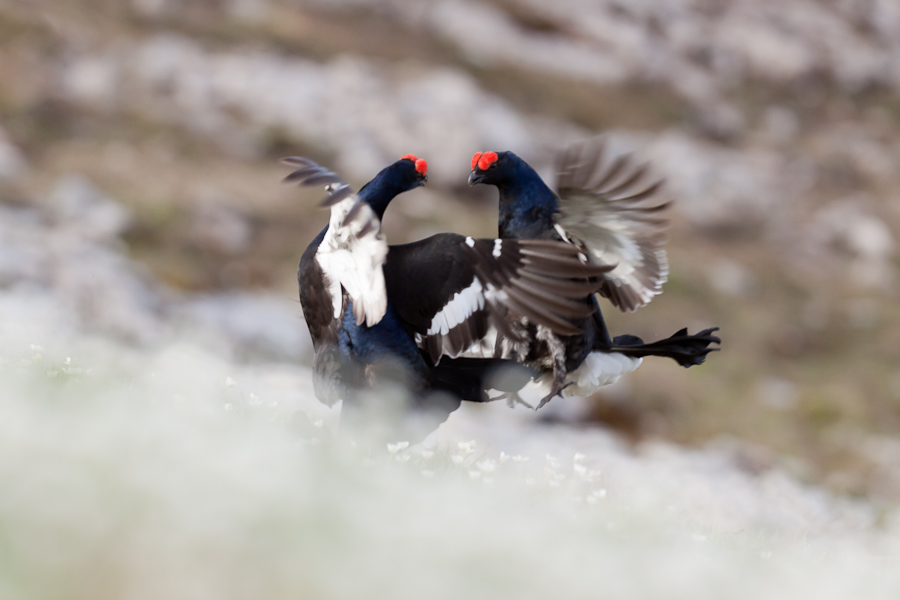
[468,140,720,406]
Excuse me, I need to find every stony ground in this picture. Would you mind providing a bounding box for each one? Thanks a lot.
[3,0,900,499]
[1,2,900,591]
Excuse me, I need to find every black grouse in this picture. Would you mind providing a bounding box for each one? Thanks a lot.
[289,154,610,429]
[466,138,721,407]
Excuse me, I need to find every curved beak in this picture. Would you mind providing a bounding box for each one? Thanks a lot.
[468,171,484,186]
[419,174,428,186]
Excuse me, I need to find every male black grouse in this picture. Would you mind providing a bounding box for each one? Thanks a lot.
[467,138,721,407]
[289,154,610,427]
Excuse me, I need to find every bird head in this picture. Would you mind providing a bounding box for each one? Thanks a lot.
[467,151,512,186]
[398,153,428,189]
[355,154,428,219]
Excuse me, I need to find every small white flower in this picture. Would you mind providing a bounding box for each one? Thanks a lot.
[30,344,43,352]
[545,453,556,462]
[458,440,476,454]
[64,357,72,366]
[573,464,588,477]
[499,452,509,463]
[224,403,233,411]
[224,377,236,388]
[386,441,409,454]
[248,392,261,407]
[573,452,585,462]
[468,470,481,480]
[512,455,529,463]
[450,455,465,465]
[312,419,324,429]
[421,470,435,478]
[476,459,497,473]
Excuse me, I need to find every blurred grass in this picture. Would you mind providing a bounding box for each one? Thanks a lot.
[1,338,898,599]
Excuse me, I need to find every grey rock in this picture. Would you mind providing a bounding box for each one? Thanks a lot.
[0,126,27,181]
[62,36,536,185]
[187,199,253,256]
[174,292,312,362]
[641,130,783,230]
[47,175,134,243]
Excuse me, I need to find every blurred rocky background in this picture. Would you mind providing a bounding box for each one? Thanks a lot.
[2,0,900,502]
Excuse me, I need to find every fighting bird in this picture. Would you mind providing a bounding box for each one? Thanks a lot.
[288,154,610,429]
[467,138,720,407]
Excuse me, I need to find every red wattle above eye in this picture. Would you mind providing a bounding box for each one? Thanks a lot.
[477,151,498,171]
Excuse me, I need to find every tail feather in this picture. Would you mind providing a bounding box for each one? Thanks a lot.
[607,327,720,367]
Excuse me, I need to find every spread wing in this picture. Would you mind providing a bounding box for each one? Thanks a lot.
[554,137,670,312]
[385,234,611,365]
[284,157,388,327]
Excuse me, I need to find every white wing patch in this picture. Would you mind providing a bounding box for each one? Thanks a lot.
[426,278,485,336]
[316,194,388,327]
[556,216,668,307]
[410,236,611,364]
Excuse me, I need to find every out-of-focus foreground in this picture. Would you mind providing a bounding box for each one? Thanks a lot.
[1,0,900,591]
[1,326,899,598]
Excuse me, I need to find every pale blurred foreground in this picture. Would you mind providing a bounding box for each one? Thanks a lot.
[2,300,900,599]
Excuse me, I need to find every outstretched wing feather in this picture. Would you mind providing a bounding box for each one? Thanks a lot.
[284,156,388,327]
[554,137,670,312]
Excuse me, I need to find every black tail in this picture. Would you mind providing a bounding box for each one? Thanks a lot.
[606,327,720,367]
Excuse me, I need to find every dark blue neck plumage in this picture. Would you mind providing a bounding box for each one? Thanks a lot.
[496,158,558,239]
[340,164,428,376]
[357,167,410,219]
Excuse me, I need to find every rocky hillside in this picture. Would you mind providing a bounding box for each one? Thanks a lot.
[1,0,900,501]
